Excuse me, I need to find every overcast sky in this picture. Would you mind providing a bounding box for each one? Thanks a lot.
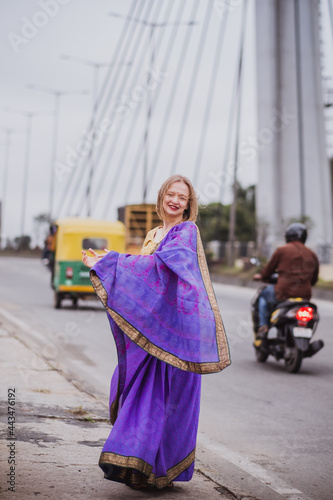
[0,0,332,245]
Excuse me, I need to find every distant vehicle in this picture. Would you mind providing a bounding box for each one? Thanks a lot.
[52,217,125,309]
[251,275,324,373]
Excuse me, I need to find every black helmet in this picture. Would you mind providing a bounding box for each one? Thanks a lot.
[285,223,307,244]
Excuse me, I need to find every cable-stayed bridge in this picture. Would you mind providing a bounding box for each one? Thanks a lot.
[1,0,333,262]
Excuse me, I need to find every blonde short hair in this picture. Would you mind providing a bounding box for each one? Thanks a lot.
[156,175,198,222]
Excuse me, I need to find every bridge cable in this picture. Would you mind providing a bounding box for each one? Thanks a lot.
[73,0,162,217]
[121,0,200,207]
[102,0,187,215]
[59,0,151,217]
[138,0,201,202]
[192,8,230,187]
[93,1,177,218]
[55,0,140,218]
[217,47,243,206]
[69,0,154,217]
[215,0,248,240]
[168,2,214,177]
[138,0,206,199]
[227,0,248,265]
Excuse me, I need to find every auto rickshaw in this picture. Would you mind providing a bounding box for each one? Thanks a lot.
[52,217,125,309]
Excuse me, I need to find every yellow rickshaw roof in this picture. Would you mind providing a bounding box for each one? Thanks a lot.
[55,217,125,235]
[54,217,126,260]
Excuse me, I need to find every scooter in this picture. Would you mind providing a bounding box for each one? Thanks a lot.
[251,277,324,373]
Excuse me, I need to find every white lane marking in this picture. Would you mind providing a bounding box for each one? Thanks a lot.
[0,307,48,345]
[198,433,308,499]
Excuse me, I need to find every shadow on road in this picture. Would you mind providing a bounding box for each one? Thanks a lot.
[244,358,332,377]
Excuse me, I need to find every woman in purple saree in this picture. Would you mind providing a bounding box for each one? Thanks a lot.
[82,175,230,490]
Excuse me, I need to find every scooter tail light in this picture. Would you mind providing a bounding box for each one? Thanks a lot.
[66,266,73,279]
[295,306,313,322]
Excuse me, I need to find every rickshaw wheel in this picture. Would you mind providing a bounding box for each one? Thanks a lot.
[54,292,62,309]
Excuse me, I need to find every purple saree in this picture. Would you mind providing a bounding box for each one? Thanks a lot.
[90,221,230,488]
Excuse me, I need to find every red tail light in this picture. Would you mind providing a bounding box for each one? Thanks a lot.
[66,267,73,279]
[296,307,313,322]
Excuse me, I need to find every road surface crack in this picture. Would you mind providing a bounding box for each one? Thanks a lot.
[196,469,260,500]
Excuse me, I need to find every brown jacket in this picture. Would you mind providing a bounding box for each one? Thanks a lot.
[261,241,319,301]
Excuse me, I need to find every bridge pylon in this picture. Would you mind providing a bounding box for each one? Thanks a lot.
[255,0,333,262]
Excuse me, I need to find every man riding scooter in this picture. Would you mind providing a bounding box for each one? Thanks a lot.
[254,222,319,340]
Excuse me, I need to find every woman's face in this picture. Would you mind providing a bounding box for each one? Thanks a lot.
[163,181,190,221]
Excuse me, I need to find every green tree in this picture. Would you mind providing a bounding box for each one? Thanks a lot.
[234,184,256,241]
[197,202,229,243]
[197,184,256,245]
[14,235,31,250]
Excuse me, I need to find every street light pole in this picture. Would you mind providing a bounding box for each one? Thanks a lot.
[21,114,32,237]
[143,25,154,204]
[60,58,106,217]
[0,128,22,247]
[0,130,10,248]
[3,108,50,239]
[1,130,12,247]
[86,65,99,217]
[227,0,248,267]
[60,56,126,111]
[27,85,89,219]
[50,93,60,220]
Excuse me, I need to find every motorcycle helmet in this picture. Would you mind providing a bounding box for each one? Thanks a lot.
[284,222,307,244]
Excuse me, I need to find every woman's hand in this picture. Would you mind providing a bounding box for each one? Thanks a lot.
[82,248,110,268]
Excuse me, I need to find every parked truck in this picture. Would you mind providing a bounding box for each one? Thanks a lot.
[118,204,161,254]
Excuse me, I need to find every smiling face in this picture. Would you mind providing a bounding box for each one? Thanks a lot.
[162,181,190,222]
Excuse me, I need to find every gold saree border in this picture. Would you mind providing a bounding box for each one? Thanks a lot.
[194,225,231,370]
[99,449,195,489]
[99,451,152,476]
[89,223,230,374]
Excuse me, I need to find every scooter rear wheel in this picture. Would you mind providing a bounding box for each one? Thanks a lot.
[255,348,268,363]
[285,347,303,373]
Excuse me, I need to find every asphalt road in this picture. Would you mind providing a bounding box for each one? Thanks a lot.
[1,257,332,500]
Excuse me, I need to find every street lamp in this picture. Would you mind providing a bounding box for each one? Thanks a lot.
[60,55,131,112]
[3,108,51,238]
[60,55,131,216]
[109,12,196,203]
[27,84,89,218]
[0,127,23,248]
